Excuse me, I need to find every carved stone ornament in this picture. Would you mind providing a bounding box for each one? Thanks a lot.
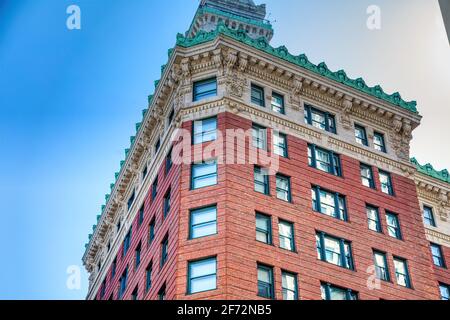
[340,96,353,130]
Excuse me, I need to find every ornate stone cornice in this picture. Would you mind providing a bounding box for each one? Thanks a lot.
[425,228,450,248]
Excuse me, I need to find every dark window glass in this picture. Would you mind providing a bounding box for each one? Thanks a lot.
[190,206,217,239]
[142,165,148,180]
[112,257,117,278]
[138,204,145,226]
[168,108,175,124]
[251,84,265,107]
[127,191,135,211]
[135,242,141,269]
[131,286,138,300]
[158,284,166,300]
[166,147,173,174]
[311,186,347,221]
[193,78,217,101]
[152,177,158,201]
[316,232,354,270]
[257,264,274,299]
[146,262,153,292]
[276,174,291,202]
[123,227,132,257]
[148,219,155,245]
[423,206,436,227]
[118,267,128,299]
[155,138,161,154]
[308,144,341,176]
[163,189,171,218]
[304,105,336,134]
[161,235,169,267]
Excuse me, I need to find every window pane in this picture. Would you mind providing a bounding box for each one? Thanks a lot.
[367,206,380,232]
[273,133,287,157]
[192,161,217,189]
[440,285,449,300]
[191,206,217,239]
[252,125,267,149]
[329,286,347,300]
[189,258,217,294]
[374,133,386,152]
[256,214,271,244]
[386,213,401,239]
[251,85,265,106]
[194,78,217,101]
[257,266,273,299]
[193,117,217,144]
[279,221,294,251]
[394,258,410,287]
[311,111,326,130]
[282,272,297,300]
[323,236,341,266]
[271,93,284,114]
[254,167,269,194]
[276,175,290,202]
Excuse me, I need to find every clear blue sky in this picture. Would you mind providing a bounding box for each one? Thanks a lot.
[0,0,448,299]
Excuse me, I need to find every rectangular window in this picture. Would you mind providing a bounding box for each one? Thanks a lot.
[193,78,217,102]
[354,124,368,146]
[191,160,218,190]
[100,279,106,299]
[155,138,161,154]
[112,257,117,278]
[431,243,446,268]
[142,165,148,180]
[135,242,141,269]
[373,132,386,152]
[423,206,436,227]
[273,132,288,158]
[254,166,269,195]
[166,147,173,174]
[161,235,169,267]
[373,250,390,281]
[366,205,382,233]
[311,186,347,221]
[188,257,217,295]
[127,190,135,211]
[276,174,291,202]
[158,284,166,300]
[163,189,171,218]
[360,163,375,189]
[321,283,358,300]
[168,108,175,125]
[193,116,217,145]
[257,264,274,299]
[271,92,285,114]
[145,262,152,292]
[118,267,128,299]
[393,257,411,288]
[190,205,217,239]
[123,227,132,257]
[256,213,272,245]
[308,144,341,176]
[152,177,158,201]
[131,286,138,301]
[279,220,295,252]
[138,204,145,226]
[304,105,336,134]
[251,84,265,107]
[282,271,298,300]
[252,124,267,150]
[440,283,450,300]
[148,219,155,245]
[386,212,402,240]
[379,170,394,195]
[316,232,354,270]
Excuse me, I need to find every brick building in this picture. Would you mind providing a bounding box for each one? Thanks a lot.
[82,0,450,300]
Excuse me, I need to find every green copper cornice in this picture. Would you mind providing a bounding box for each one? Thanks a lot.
[188,6,273,36]
[411,158,450,184]
[176,23,418,113]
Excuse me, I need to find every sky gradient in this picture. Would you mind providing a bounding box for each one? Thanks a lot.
[0,0,448,300]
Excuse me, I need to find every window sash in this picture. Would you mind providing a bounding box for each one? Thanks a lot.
[312,187,347,221]
[374,252,390,281]
[431,244,445,267]
[304,105,336,134]
[254,167,269,195]
[373,132,386,152]
[360,164,375,188]
[193,117,217,145]
[316,233,353,270]
[188,258,217,294]
[146,266,152,291]
[440,284,450,300]
[281,272,298,300]
[308,145,341,176]
[276,175,291,202]
[321,283,357,300]
[379,171,394,195]
[251,85,265,106]
[190,206,217,239]
[423,206,436,227]
[161,238,169,266]
[257,266,274,299]
[355,125,368,146]
[394,258,410,288]
[252,125,267,150]
[367,206,381,232]
[273,132,288,157]
[191,161,218,189]
[386,213,401,239]
[256,214,272,244]
[271,93,285,114]
[279,221,294,251]
[193,78,217,101]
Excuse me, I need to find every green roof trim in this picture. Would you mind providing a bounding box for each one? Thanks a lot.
[188,6,273,36]
[176,23,418,113]
[411,158,450,184]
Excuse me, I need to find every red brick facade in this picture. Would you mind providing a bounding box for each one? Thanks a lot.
[95,112,444,300]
